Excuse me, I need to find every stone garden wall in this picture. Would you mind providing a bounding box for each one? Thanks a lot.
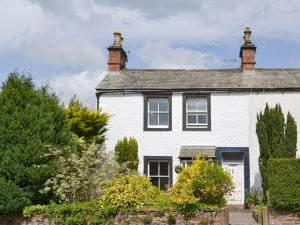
[114,209,225,225]
[0,215,54,225]
[0,209,227,225]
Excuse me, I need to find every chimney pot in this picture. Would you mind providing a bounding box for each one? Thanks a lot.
[113,32,123,47]
[240,27,256,73]
[107,32,127,72]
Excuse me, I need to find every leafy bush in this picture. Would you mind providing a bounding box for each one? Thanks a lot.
[142,215,153,224]
[24,200,116,225]
[253,204,264,215]
[166,213,176,224]
[268,158,300,211]
[100,175,161,212]
[170,158,233,212]
[0,177,31,216]
[115,137,139,171]
[149,192,173,212]
[198,218,214,225]
[43,141,117,203]
[246,189,261,205]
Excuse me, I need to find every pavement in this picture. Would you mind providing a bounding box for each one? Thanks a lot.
[229,210,259,225]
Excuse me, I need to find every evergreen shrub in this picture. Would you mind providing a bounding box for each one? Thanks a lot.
[115,137,139,171]
[268,158,300,211]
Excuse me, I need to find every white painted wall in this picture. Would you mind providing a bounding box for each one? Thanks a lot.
[99,91,300,188]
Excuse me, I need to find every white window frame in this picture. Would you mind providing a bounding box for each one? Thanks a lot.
[148,160,170,190]
[180,159,193,168]
[148,98,169,128]
[186,97,208,128]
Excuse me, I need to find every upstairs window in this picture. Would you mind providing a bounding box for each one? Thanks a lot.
[183,94,211,131]
[144,94,172,131]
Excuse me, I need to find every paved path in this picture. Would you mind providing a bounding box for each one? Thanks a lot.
[229,210,259,225]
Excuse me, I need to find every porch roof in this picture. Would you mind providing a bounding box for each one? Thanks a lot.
[179,146,216,158]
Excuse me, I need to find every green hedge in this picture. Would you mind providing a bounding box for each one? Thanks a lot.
[268,158,300,211]
[23,201,116,225]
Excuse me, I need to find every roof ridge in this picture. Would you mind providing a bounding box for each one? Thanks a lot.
[123,68,300,72]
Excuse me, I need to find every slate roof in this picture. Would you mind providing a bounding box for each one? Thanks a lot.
[96,68,300,93]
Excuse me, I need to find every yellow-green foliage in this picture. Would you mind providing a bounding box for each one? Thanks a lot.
[67,97,109,144]
[23,200,116,225]
[100,175,161,212]
[170,158,233,208]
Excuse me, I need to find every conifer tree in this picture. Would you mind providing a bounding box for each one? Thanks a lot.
[285,112,297,157]
[256,103,297,201]
[66,97,109,144]
[0,72,73,208]
[115,137,139,171]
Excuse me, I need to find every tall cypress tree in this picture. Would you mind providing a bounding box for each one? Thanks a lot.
[285,112,297,158]
[256,104,271,201]
[256,103,297,201]
[271,104,285,158]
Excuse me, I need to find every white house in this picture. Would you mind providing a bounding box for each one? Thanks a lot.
[96,28,300,205]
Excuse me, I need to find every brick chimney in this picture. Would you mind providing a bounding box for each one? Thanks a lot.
[107,32,127,72]
[240,27,256,73]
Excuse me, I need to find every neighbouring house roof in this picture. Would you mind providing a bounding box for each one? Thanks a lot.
[179,146,216,158]
[96,68,300,93]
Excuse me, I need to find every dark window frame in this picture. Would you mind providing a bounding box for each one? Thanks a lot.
[182,93,211,131]
[143,156,173,189]
[144,93,172,131]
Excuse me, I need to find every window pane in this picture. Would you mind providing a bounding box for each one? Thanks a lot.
[149,99,158,111]
[197,98,207,111]
[159,113,169,126]
[160,162,169,176]
[149,162,158,175]
[159,99,169,112]
[150,177,159,188]
[198,114,207,124]
[149,113,158,125]
[187,114,197,124]
[160,177,169,190]
[187,98,197,111]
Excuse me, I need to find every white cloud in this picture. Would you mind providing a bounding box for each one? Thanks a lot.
[48,69,105,109]
[0,0,104,68]
[137,42,222,69]
[26,0,300,44]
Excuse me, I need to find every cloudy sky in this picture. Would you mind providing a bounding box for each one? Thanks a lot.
[0,0,300,108]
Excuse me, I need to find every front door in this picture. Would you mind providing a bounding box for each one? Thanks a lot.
[222,152,244,205]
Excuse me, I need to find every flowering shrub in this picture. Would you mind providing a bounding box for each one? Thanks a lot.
[170,158,233,210]
[100,175,161,212]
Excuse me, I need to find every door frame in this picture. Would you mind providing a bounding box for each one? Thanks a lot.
[215,147,250,205]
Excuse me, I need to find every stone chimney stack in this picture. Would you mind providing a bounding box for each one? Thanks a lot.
[240,27,256,73]
[107,32,127,72]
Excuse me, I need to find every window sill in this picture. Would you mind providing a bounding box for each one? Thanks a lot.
[144,127,172,131]
[183,127,211,131]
